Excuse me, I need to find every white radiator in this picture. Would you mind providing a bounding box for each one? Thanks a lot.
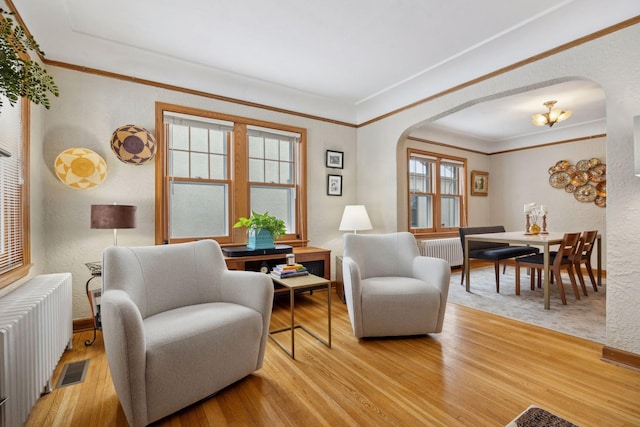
[0,273,73,427]
[420,238,464,267]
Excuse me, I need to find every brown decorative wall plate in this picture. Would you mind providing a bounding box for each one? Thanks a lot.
[549,171,570,188]
[574,184,597,202]
[570,171,589,186]
[576,159,591,171]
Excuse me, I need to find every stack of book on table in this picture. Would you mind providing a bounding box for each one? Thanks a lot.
[271,263,309,279]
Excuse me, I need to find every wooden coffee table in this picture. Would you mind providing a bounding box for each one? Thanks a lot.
[269,274,331,359]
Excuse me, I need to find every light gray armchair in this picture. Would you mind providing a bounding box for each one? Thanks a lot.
[101,240,274,427]
[342,232,450,338]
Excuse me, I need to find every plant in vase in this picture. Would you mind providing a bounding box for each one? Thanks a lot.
[233,211,286,249]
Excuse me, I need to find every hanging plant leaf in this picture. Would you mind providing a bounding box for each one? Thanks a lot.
[0,8,59,113]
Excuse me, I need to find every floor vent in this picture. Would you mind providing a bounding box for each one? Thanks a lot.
[56,359,89,388]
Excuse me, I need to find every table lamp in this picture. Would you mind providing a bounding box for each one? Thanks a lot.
[91,204,137,246]
[339,205,372,234]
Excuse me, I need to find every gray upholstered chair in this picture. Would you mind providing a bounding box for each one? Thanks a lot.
[101,240,274,427]
[342,232,450,338]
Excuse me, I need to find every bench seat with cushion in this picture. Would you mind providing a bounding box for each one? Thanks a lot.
[459,225,540,293]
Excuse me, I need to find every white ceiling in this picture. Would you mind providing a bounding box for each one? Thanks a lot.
[8,0,640,148]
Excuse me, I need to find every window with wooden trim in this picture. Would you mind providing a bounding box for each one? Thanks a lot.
[0,96,31,289]
[155,103,307,245]
[408,149,466,234]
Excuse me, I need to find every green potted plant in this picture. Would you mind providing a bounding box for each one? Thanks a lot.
[0,8,59,113]
[233,211,286,249]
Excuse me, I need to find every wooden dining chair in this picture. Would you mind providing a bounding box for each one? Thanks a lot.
[573,230,599,295]
[514,232,581,305]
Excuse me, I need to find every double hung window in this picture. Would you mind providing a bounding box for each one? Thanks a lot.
[408,149,465,234]
[156,103,306,245]
[247,127,298,234]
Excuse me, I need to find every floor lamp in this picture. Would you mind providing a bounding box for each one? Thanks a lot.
[85,204,136,346]
[90,204,137,246]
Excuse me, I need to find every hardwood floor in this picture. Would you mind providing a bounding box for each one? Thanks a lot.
[26,290,640,426]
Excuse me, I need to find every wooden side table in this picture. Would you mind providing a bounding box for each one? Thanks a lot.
[224,246,331,280]
[335,255,345,303]
[269,274,331,359]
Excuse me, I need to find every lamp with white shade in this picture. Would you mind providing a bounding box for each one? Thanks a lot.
[339,205,372,234]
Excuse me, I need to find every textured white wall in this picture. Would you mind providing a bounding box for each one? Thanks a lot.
[358,24,640,355]
[39,69,356,319]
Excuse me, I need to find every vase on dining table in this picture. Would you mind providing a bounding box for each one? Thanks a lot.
[529,222,541,235]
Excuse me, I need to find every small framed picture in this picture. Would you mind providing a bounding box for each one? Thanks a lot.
[326,150,344,169]
[327,174,343,196]
[471,170,489,196]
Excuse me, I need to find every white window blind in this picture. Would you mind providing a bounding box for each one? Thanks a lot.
[0,95,24,276]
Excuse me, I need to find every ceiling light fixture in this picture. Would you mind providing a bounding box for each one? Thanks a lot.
[532,100,572,127]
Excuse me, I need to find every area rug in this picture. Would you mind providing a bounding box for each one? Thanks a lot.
[505,405,579,427]
[448,267,606,343]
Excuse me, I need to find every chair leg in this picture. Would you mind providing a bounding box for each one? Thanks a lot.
[585,260,598,291]
[574,262,588,296]
[515,262,521,295]
[494,261,500,293]
[461,264,465,286]
[574,261,587,295]
[567,265,582,299]
[537,268,542,289]
[554,271,567,305]
[503,259,507,274]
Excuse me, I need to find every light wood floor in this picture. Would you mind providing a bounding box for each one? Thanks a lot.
[26,290,640,427]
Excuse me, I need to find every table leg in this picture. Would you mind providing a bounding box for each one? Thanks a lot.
[84,275,99,346]
[597,235,602,287]
[268,282,332,359]
[543,247,550,310]
[465,239,470,292]
[327,282,332,348]
[290,287,295,358]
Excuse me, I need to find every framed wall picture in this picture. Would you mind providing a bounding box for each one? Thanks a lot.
[327,174,343,196]
[471,170,489,196]
[326,150,344,169]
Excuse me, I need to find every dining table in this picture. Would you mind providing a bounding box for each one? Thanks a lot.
[463,231,602,310]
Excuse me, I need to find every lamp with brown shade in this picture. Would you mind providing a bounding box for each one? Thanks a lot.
[90,204,137,246]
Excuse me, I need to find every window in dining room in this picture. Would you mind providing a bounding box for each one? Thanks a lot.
[408,149,466,235]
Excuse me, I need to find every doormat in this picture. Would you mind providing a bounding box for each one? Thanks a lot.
[56,359,89,388]
[506,405,579,427]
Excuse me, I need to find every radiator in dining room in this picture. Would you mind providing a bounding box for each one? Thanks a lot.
[419,238,463,267]
[0,273,73,427]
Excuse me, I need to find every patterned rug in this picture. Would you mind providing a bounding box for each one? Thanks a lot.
[505,405,579,426]
[448,267,606,343]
